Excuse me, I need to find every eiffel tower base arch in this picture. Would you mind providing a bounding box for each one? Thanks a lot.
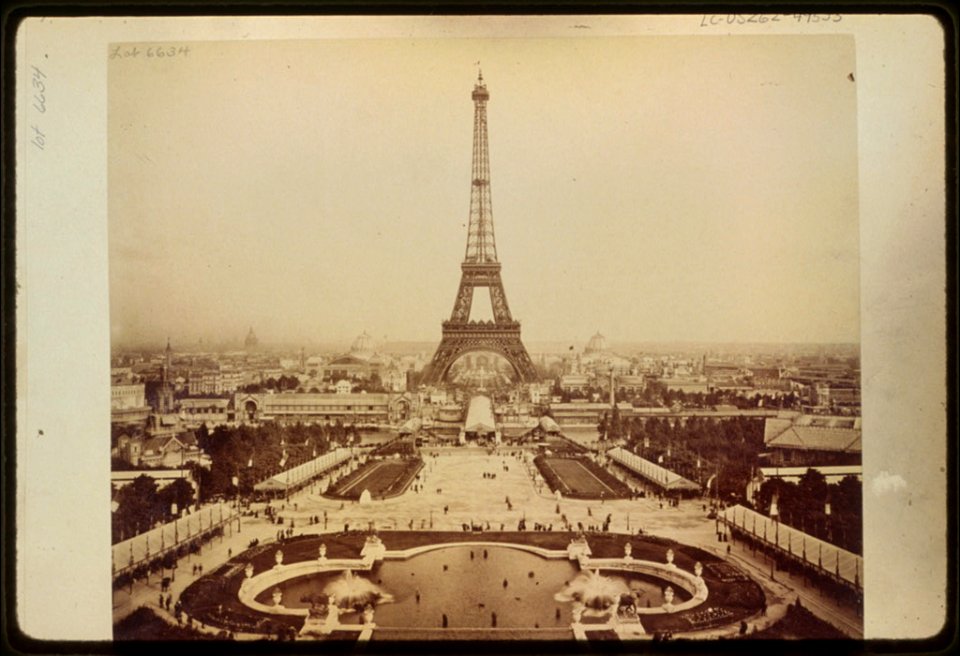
[421,322,539,385]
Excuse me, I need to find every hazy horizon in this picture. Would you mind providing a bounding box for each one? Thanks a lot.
[109,35,860,348]
[112,336,861,356]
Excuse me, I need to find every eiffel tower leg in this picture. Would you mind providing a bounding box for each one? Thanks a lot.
[450,281,474,323]
[488,282,513,324]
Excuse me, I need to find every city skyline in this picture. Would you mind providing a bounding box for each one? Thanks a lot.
[109,35,859,348]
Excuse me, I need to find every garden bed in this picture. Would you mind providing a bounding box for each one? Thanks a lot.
[534,455,632,500]
[325,458,423,500]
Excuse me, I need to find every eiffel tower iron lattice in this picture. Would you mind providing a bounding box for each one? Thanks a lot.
[421,73,539,385]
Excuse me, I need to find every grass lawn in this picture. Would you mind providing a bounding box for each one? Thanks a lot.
[536,456,632,500]
[326,458,422,500]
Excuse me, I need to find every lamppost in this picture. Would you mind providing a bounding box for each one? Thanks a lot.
[769,494,779,580]
[171,503,178,580]
[824,498,832,543]
[232,472,241,534]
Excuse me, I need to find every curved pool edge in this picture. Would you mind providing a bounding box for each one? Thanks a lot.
[237,541,708,619]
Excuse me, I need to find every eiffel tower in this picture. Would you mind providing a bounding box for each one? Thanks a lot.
[422,73,539,385]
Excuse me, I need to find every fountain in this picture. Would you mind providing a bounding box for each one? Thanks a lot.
[323,569,394,610]
[554,569,631,612]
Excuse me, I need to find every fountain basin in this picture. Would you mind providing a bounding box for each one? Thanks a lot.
[239,543,697,629]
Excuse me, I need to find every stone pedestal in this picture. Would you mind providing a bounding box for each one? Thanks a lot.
[567,537,592,560]
[361,534,386,562]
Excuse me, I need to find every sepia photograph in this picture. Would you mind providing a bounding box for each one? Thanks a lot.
[106,33,865,643]
[11,13,949,649]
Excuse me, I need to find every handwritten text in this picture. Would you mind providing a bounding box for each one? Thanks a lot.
[700,14,843,27]
[109,44,192,60]
[30,66,46,151]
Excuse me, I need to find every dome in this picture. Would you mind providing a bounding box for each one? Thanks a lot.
[351,331,375,354]
[584,331,607,354]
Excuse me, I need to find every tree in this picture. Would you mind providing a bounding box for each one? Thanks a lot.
[196,422,210,451]
[160,477,195,515]
[113,475,164,540]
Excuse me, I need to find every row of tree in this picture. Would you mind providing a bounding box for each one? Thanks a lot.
[618,415,767,499]
[551,379,800,410]
[112,475,194,543]
[753,469,863,555]
[189,421,356,502]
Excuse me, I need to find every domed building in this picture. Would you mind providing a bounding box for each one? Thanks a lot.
[323,331,394,382]
[584,331,607,355]
[579,331,632,374]
[350,331,376,358]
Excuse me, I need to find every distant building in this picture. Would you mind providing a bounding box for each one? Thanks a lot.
[114,419,205,468]
[111,370,150,426]
[323,331,394,380]
[233,391,414,426]
[187,368,242,395]
[244,327,259,350]
[178,398,232,428]
[579,331,632,374]
[763,414,862,467]
[549,402,636,426]
[559,374,592,393]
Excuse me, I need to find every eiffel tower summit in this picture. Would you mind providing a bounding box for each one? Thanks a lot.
[421,72,539,385]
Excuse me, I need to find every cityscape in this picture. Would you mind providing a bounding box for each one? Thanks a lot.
[110,37,863,643]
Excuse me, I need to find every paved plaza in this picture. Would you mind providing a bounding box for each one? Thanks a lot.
[113,448,863,639]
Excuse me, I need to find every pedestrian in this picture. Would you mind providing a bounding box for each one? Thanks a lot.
[442,613,448,628]
[159,593,164,607]
[416,589,421,604]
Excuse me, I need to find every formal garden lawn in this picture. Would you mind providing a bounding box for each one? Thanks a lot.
[326,458,423,500]
[535,456,632,500]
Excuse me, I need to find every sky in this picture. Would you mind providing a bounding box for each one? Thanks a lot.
[108,35,859,349]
